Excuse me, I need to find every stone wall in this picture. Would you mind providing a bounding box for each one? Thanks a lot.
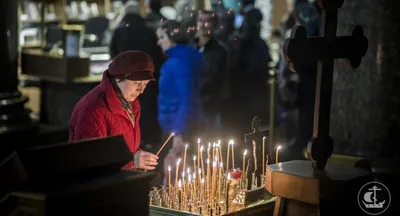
[331,0,400,167]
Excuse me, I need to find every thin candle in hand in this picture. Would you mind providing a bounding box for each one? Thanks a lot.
[156,132,175,156]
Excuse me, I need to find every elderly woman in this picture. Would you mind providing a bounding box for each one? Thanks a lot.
[156,20,203,176]
[69,50,159,170]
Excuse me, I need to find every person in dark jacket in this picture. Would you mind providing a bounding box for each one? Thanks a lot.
[109,1,164,146]
[193,10,227,139]
[69,51,158,170]
[156,20,203,178]
[228,0,272,137]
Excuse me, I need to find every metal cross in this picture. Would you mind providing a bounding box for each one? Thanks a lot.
[244,116,269,188]
[283,0,368,170]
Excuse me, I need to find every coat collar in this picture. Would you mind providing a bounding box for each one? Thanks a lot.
[100,71,140,117]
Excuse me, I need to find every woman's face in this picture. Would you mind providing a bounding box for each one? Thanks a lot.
[157,28,175,52]
[117,79,150,102]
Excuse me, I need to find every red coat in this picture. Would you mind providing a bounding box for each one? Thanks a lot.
[69,72,141,168]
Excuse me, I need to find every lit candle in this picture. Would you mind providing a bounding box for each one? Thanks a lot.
[188,173,192,198]
[168,166,171,199]
[200,146,205,180]
[218,162,223,205]
[207,143,211,161]
[193,156,197,181]
[276,145,281,164]
[183,144,188,177]
[175,158,181,190]
[206,158,210,202]
[182,171,186,194]
[212,143,216,162]
[201,178,205,201]
[197,138,201,180]
[231,140,235,169]
[178,179,182,210]
[262,136,266,176]
[218,140,223,165]
[226,140,232,171]
[192,172,197,198]
[198,168,202,187]
[242,150,247,175]
[211,161,217,205]
[226,173,231,213]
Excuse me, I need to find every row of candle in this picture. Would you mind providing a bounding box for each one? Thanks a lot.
[166,138,283,207]
[150,172,234,215]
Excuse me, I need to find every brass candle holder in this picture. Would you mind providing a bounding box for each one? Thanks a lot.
[149,138,276,216]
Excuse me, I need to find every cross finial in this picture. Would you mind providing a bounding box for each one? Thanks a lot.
[251,116,261,133]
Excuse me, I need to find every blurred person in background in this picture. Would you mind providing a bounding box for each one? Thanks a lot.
[144,0,166,31]
[155,20,204,182]
[228,0,271,137]
[193,10,227,140]
[277,1,321,161]
[109,0,164,147]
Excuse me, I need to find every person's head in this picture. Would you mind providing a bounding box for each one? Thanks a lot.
[156,20,188,52]
[124,0,141,15]
[196,10,218,37]
[108,51,155,101]
[145,0,162,13]
[294,2,320,36]
[240,0,255,8]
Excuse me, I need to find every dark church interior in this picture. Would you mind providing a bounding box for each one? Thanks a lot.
[1,0,399,215]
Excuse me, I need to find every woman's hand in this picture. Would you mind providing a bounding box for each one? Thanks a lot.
[134,150,159,170]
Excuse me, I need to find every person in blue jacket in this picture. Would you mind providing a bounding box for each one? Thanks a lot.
[156,20,204,177]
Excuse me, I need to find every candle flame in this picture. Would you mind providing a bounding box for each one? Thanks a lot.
[168,166,171,172]
[229,139,234,145]
[200,145,204,152]
[198,168,201,174]
[193,155,197,161]
[213,142,216,148]
[193,173,196,179]
[188,174,191,182]
[227,173,231,181]
[178,179,182,188]
[213,161,216,167]
[197,138,201,144]
[215,155,218,161]
[182,171,185,177]
[277,145,282,151]
[243,150,247,156]
[171,132,175,136]
[177,158,181,165]
[185,144,188,148]
[187,167,190,173]
[201,178,205,184]
[218,140,221,145]
[220,162,223,167]
[207,158,210,163]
